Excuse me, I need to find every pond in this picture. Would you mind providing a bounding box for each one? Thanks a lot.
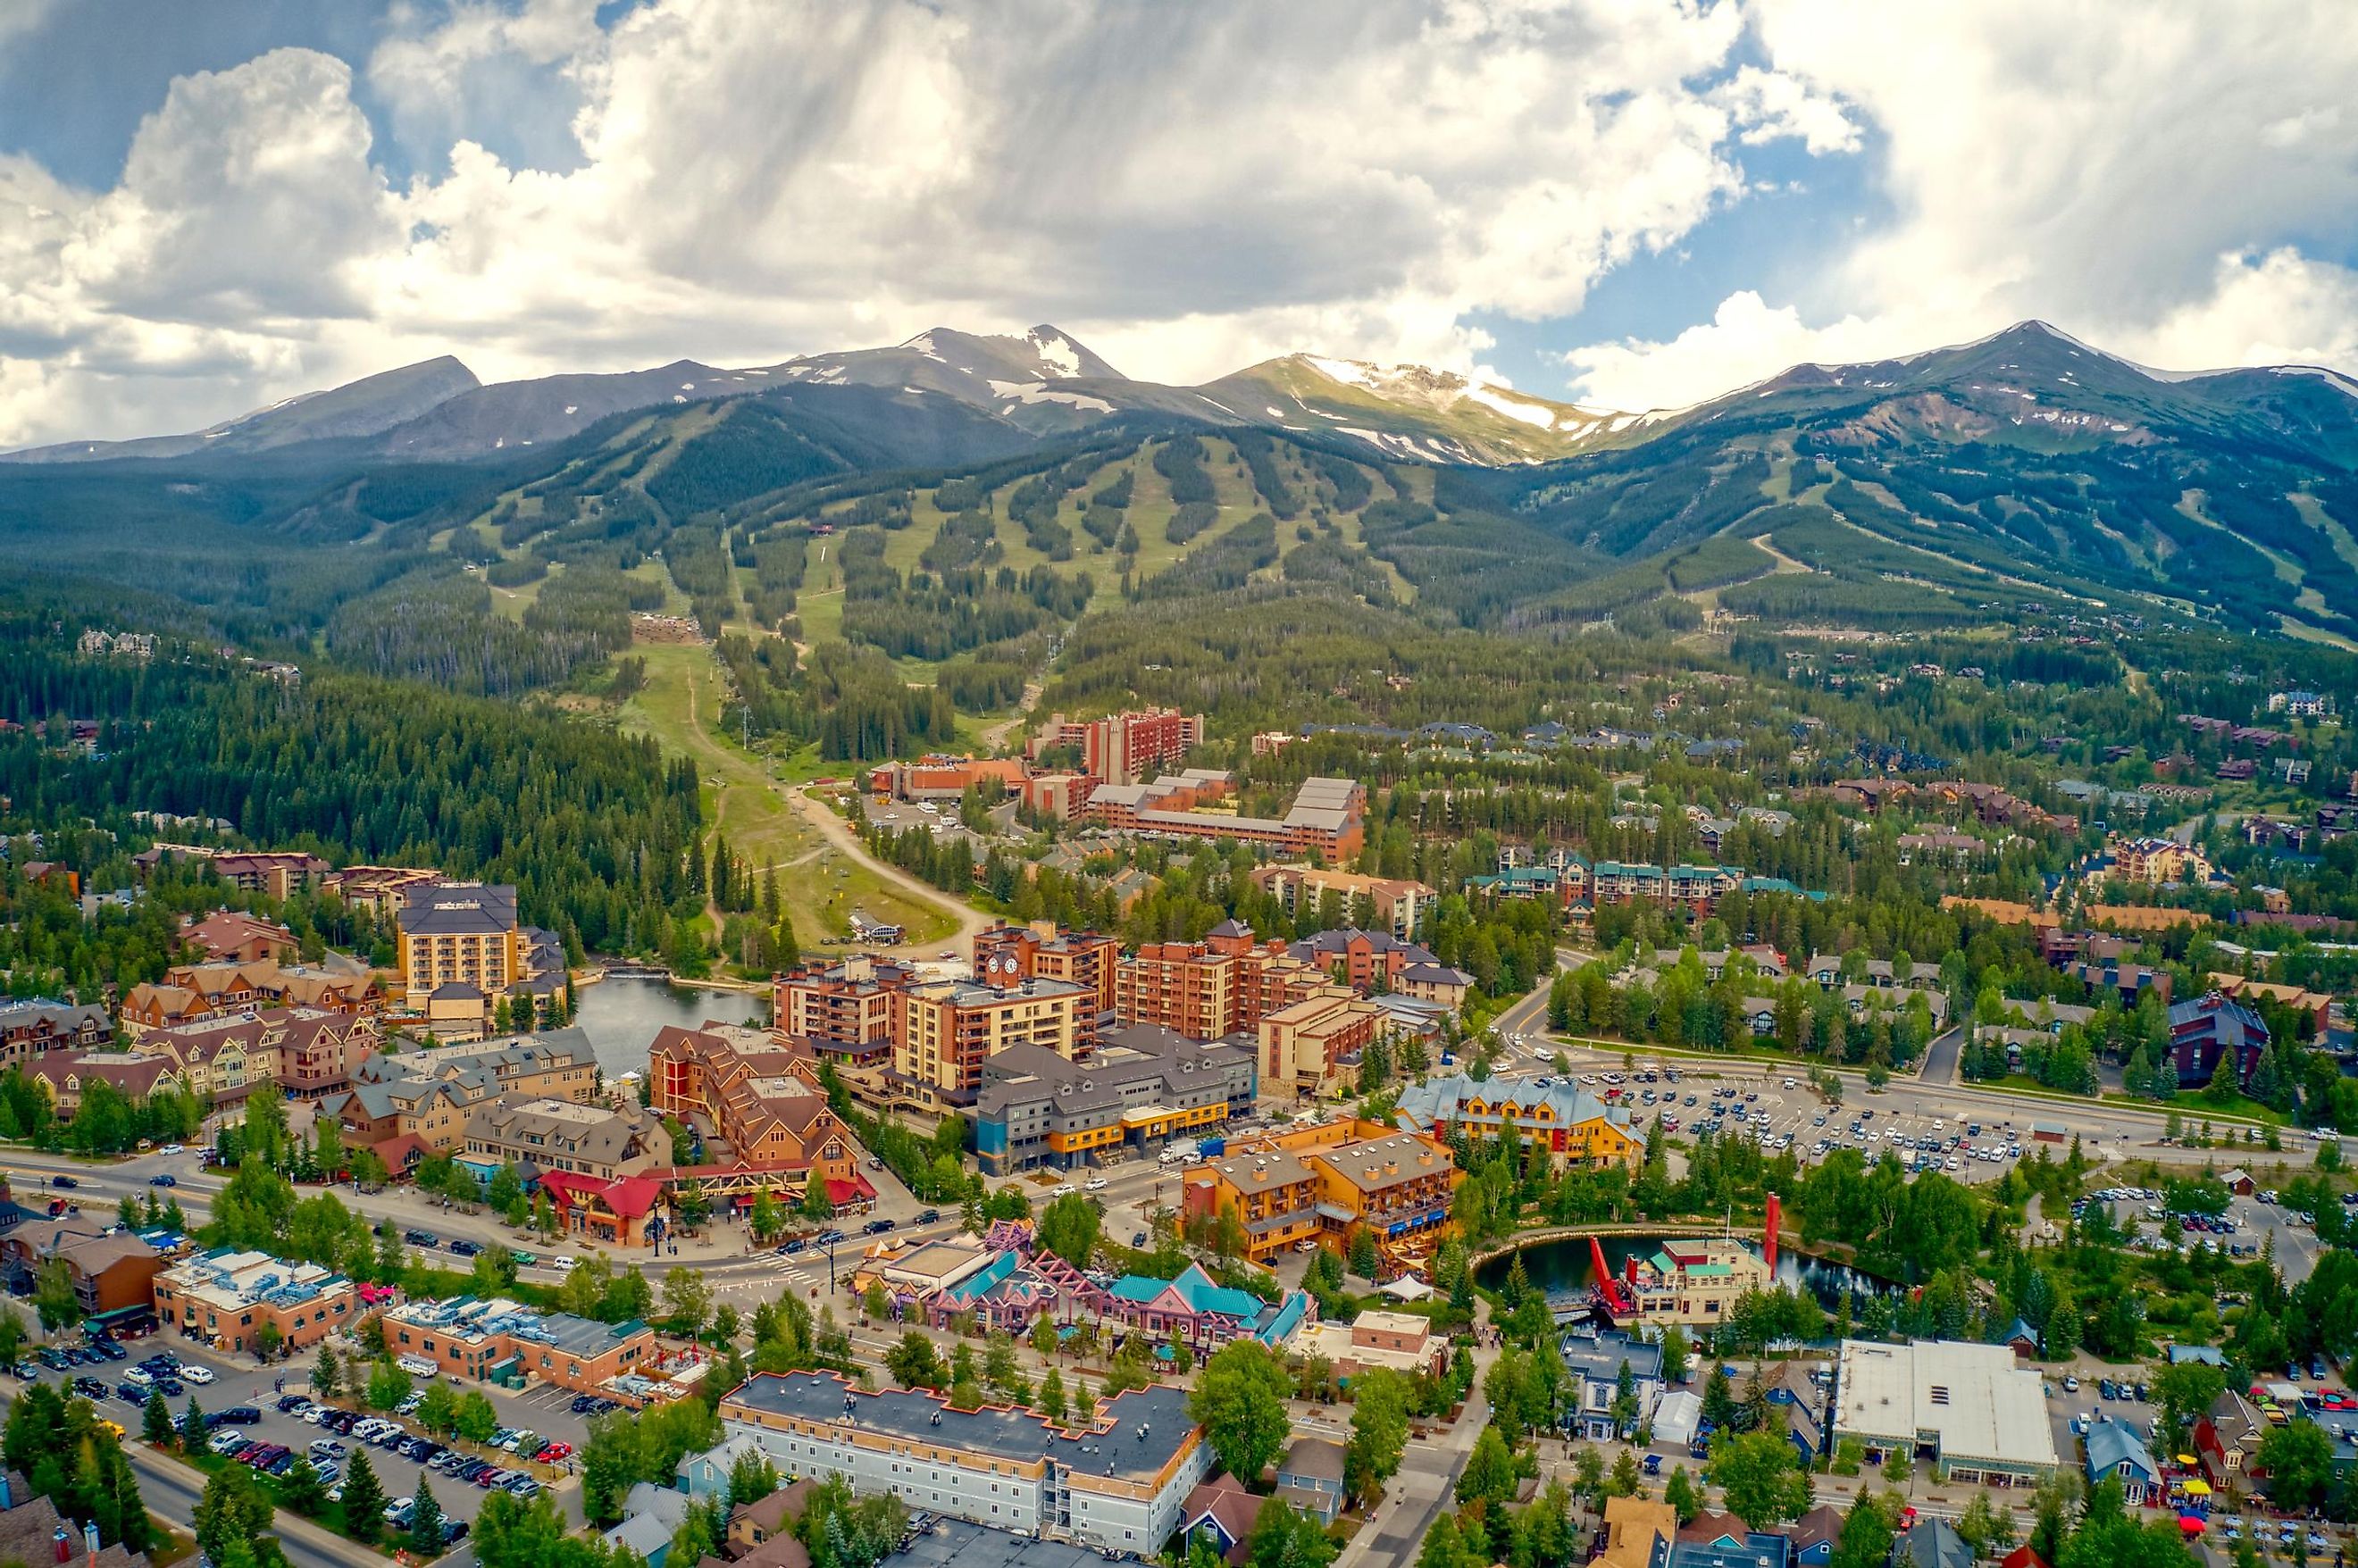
[570,976,767,1076]
[1475,1232,1890,1316]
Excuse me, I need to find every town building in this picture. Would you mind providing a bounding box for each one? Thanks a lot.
[1256,992,1383,1097]
[1285,1309,1447,1382]
[1832,1339,2061,1485]
[1113,927,1332,1041]
[972,923,1122,1017]
[2084,1418,2160,1505]
[151,1248,360,1355]
[380,1295,662,1397]
[180,910,297,964]
[319,1029,597,1155]
[1558,1330,1667,1440]
[1616,1239,1777,1326]
[773,956,916,1066]
[1392,1075,1643,1170]
[126,1007,377,1103]
[865,755,1028,802]
[29,1041,190,1116]
[0,1216,163,1317]
[648,1024,861,1189]
[1181,1121,1460,1265]
[461,1095,666,1183]
[972,1027,1255,1175]
[1248,866,1436,942]
[892,975,1091,1113]
[2101,837,2215,886]
[122,959,377,1038]
[719,1370,1208,1556]
[320,864,445,916]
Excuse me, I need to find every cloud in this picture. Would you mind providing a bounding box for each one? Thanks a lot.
[1712,65,1859,155]
[0,0,1781,445]
[1557,0,2358,409]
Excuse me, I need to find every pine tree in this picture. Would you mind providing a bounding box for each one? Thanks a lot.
[339,1448,389,1544]
[406,1481,445,1557]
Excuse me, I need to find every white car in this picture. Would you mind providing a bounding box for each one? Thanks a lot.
[157,1145,186,1156]
[179,1364,214,1385]
[1084,1176,1109,1191]
[549,1256,577,1272]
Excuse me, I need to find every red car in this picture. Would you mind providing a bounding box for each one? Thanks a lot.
[533,1442,573,1464]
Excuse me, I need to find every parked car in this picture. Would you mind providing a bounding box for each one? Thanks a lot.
[180,1364,214,1385]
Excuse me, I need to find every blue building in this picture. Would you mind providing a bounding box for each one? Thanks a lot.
[2086,1419,2161,1505]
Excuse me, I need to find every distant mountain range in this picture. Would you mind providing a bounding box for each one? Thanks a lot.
[7,317,2357,643]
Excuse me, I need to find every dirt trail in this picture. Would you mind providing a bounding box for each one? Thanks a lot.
[787,787,996,958]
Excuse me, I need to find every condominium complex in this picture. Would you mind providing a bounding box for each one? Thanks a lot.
[772,956,916,1066]
[1113,922,1333,1040]
[460,1096,666,1183]
[647,1024,860,1185]
[972,922,1122,1016]
[720,1371,1208,1556]
[1249,866,1436,941]
[395,882,524,1009]
[320,1029,598,1158]
[123,1006,378,1102]
[1029,707,1205,786]
[894,976,1091,1112]
[1392,1074,1645,1170]
[1083,773,1366,861]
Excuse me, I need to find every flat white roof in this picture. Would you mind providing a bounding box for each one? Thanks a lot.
[1835,1339,2059,1471]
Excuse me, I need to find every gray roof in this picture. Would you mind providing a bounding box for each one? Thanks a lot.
[397,882,519,936]
[974,1028,1253,1122]
[882,1519,1107,1568]
[1895,1520,1971,1568]
[2085,1419,2157,1480]
[723,1370,1195,1482]
[1560,1333,1664,1385]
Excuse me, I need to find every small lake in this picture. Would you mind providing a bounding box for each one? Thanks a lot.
[570,976,767,1076]
[1476,1233,1888,1314]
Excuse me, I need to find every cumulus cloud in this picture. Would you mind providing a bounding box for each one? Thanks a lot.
[1559,0,2358,409]
[0,0,1779,445]
[4,0,2357,445]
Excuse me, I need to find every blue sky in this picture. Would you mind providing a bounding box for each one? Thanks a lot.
[0,0,2353,445]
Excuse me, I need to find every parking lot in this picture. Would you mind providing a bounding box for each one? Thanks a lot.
[6,1330,591,1536]
[1543,1067,2038,1184]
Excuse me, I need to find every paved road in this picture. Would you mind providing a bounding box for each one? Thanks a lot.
[1919,1025,1965,1087]
[786,785,995,957]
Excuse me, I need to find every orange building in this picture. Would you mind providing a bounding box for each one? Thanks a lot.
[973,922,1122,1016]
[1183,1120,1460,1264]
[773,956,915,1065]
[380,1296,660,1396]
[892,977,1091,1112]
[152,1249,361,1356]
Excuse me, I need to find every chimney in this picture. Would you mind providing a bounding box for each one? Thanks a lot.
[84,1522,98,1568]
[52,1527,69,1564]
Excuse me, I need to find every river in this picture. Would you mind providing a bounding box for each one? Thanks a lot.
[570,976,767,1076]
[1475,1232,1887,1314]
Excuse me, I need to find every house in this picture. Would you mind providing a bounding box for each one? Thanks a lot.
[2194,1389,2262,1488]
[723,1481,815,1568]
[604,1482,690,1568]
[1999,1548,2049,1568]
[1600,1497,1678,1568]
[2220,1169,2256,1197]
[1271,1437,1347,1525]
[1894,1519,1972,1568]
[0,999,113,1065]
[1181,1474,1264,1567]
[1559,1332,1664,1440]
[673,1433,771,1499]
[0,1466,152,1568]
[1772,1361,1827,1463]
[2003,1318,2040,1358]
[1672,1513,1790,1568]
[1788,1505,1846,1568]
[2085,1418,2160,1504]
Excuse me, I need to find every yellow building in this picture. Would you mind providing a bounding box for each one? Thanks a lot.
[396,883,523,1009]
[1391,1073,1644,1170]
[1183,1119,1462,1264]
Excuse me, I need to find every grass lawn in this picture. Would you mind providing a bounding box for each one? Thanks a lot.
[614,641,959,948]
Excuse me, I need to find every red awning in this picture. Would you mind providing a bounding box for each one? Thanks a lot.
[824,1174,879,1205]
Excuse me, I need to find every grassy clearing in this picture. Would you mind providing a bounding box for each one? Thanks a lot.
[614,641,958,947]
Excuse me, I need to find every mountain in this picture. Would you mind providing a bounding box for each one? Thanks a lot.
[1,355,481,463]
[1198,354,1634,464]
[1448,320,2358,640]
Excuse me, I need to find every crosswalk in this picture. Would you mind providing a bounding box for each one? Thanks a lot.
[717,1255,828,1298]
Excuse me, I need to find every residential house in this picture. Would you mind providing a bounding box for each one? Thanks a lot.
[2084,1419,2160,1505]
[1672,1513,1790,1568]
[180,910,298,964]
[1893,1519,1973,1568]
[1181,1473,1264,1567]
[2194,1389,2262,1489]
[2168,993,2270,1089]
[1559,1332,1664,1440]
[1788,1505,1845,1568]
[1599,1497,1678,1568]
[1271,1438,1347,1526]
